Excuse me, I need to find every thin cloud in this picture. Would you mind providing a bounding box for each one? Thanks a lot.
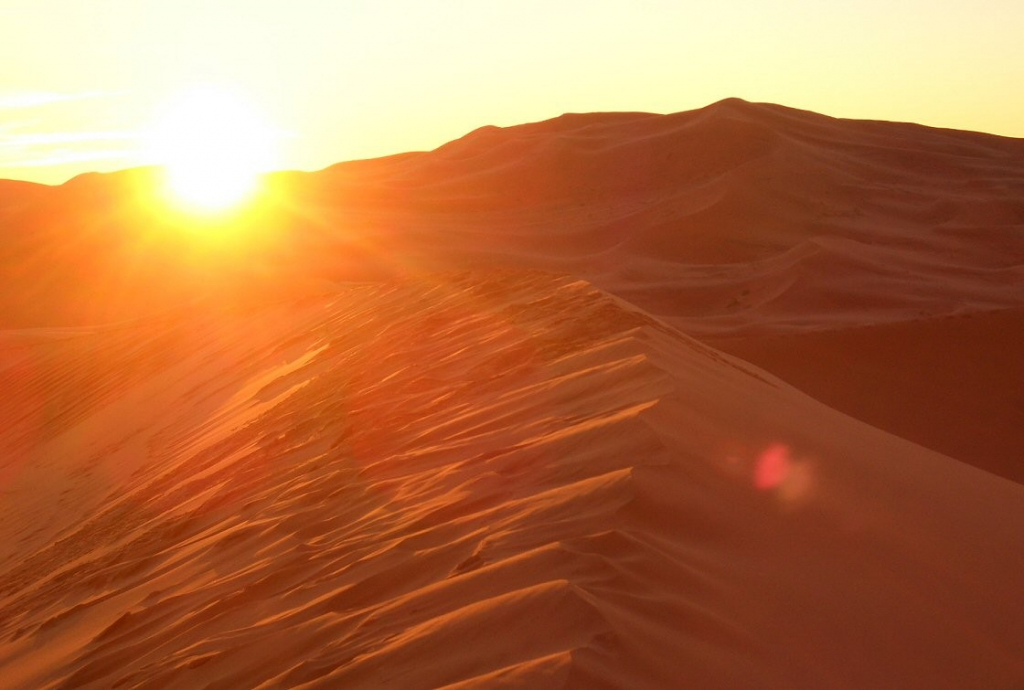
[0,127,142,169]
[0,130,138,148]
[0,90,126,110]
[2,149,136,167]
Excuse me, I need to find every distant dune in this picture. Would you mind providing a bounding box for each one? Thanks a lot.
[6,99,1024,330]
[1,101,1022,687]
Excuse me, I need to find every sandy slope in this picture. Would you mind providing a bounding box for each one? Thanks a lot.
[0,271,1021,688]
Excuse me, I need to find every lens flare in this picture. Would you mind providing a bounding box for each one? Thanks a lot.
[755,443,792,490]
[752,442,815,506]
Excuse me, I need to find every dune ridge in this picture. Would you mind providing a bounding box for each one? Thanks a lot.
[1,271,1021,688]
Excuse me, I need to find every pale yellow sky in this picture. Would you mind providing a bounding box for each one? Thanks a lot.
[2,0,1022,184]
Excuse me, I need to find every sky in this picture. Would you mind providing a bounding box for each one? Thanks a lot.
[1,0,1022,184]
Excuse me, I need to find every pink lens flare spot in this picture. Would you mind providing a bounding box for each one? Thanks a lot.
[755,443,792,490]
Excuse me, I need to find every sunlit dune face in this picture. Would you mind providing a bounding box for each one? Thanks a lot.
[145,86,278,213]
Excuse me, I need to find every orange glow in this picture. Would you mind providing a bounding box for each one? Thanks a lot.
[4,2,1023,186]
[144,86,279,214]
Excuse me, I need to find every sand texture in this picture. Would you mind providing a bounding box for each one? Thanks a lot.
[1,100,1022,688]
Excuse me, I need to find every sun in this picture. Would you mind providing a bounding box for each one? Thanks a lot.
[145,86,279,213]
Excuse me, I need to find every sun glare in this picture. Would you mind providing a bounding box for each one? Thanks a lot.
[146,86,278,213]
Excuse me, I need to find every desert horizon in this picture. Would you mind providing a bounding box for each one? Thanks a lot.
[8,95,1024,189]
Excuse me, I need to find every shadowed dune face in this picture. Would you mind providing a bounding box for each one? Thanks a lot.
[710,307,1024,484]
[0,271,1021,689]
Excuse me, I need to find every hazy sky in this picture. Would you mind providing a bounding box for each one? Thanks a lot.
[2,0,1021,184]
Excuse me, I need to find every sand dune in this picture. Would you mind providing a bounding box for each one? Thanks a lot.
[1,101,1023,687]
[3,98,1021,475]
[1,271,1021,688]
